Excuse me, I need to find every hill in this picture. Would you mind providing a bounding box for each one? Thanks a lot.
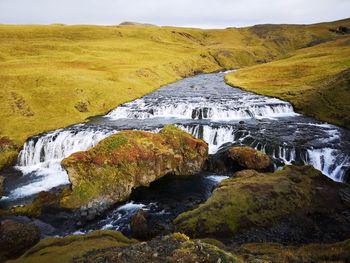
[0,18,349,146]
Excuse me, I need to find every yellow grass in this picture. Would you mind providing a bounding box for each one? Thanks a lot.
[0,18,349,145]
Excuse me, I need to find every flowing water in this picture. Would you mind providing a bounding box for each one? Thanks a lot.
[1,71,350,235]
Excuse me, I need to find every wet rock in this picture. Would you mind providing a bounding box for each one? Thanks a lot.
[130,209,149,240]
[60,125,208,218]
[174,165,350,244]
[12,231,240,263]
[209,146,272,173]
[0,220,40,262]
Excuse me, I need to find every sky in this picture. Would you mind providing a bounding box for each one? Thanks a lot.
[0,0,349,28]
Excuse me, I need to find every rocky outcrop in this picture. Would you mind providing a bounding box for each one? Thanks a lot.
[12,231,240,263]
[209,146,272,173]
[0,220,40,262]
[60,126,208,216]
[174,165,350,243]
[0,136,18,171]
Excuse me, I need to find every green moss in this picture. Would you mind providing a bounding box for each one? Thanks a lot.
[174,165,321,238]
[60,126,208,209]
[106,136,128,150]
[9,230,138,263]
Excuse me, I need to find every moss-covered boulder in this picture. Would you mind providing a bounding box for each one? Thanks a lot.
[10,191,60,218]
[0,137,18,171]
[209,146,272,173]
[0,220,40,262]
[174,165,350,241]
[11,231,241,263]
[233,239,350,263]
[60,125,208,214]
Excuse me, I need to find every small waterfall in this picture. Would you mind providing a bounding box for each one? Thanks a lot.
[178,124,350,182]
[8,125,115,199]
[106,98,297,121]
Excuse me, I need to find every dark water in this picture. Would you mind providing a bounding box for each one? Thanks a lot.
[1,71,350,236]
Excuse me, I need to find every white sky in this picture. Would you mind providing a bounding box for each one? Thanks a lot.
[0,0,349,28]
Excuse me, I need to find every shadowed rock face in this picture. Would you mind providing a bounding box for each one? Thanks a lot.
[60,125,208,216]
[174,165,350,244]
[0,220,40,262]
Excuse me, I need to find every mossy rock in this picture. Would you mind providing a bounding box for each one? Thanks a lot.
[8,230,138,263]
[10,191,59,218]
[174,165,346,239]
[0,136,19,171]
[209,146,272,173]
[233,239,350,263]
[60,125,208,212]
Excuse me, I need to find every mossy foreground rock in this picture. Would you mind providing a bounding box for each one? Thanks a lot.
[233,239,350,263]
[10,231,241,263]
[174,165,350,240]
[61,125,208,212]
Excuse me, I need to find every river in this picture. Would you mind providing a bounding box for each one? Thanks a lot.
[1,71,350,236]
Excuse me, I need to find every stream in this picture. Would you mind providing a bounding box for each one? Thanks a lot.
[1,71,350,236]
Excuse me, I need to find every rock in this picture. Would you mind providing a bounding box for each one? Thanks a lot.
[209,146,272,173]
[130,209,149,240]
[232,239,350,263]
[174,165,350,243]
[0,176,3,198]
[0,220,40,262]
[60,125,208,216]
[0,136,18,171]
[11,231,240,263]
[228,146,271,170]
[11,191,59,218]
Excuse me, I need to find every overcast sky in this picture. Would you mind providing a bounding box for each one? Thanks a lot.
[0,0,349,28]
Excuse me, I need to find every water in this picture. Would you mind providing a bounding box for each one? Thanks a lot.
[1,71,350,233]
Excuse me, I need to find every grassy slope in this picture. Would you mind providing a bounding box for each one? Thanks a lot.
[226,20,350,129]
[0,19,349,145]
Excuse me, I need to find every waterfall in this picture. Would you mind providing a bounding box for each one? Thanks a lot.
[106,99,297,121]
[8,125,115,199]
[178,124,350,182]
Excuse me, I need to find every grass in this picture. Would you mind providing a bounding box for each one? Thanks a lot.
[0,18,349,146]
[226,33,350,129]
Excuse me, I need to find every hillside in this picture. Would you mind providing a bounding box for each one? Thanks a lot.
[225,31,350,129]
[0,18,349,145]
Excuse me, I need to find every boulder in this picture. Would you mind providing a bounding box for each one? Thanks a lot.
[11,231,240,263]
[209,146,272,173]
[174,165,350,243]
[130,209,149,240]
[228,147,271,170]
[60,125,208,215]
[0,220,40,262]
